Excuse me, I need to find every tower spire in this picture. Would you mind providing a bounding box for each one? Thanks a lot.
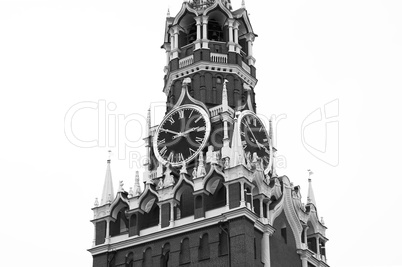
[264,118,277,177]
[307,170,317,206]
[100,151,114,205]
[230,114,246,167]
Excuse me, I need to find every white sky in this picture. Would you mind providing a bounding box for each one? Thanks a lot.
[1,0,401,266]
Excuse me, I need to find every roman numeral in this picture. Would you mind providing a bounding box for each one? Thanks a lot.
[167,152,174,162]
[160,146,167,157]
[259,127,263,132]
[197,126,206,132]
[195,136,203,144]
[188,109,194,118]
[253,118,257,127]
[177,153,184,162]
[167,117,175,124]
[241,131,246,137]
[157,139,165,146]
[189,147,196,156]
[178,110,184,119]
[195,116,202,123]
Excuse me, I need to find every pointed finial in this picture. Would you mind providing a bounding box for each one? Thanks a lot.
[307,171,317,206]
[180,161,188,174]
[146,107,151,137]
[107,150,112,162]
[163,164,175,187]
[167,8,170,17]
[133,171,142,197]
[118,181,124,192]
[222,79,229,111]
[321,217,325,225]
[94,198,99,207]
[100,154,114,205]
[308,169,313,180]
[241,0,246,8]
[196,152,206,177]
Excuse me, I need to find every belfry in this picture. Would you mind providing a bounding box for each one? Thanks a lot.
[88,1,329,266]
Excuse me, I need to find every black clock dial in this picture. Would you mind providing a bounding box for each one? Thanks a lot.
[239,112,270,168]
[154,105,210,166]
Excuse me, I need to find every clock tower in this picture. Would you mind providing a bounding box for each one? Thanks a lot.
[88,1,330,267]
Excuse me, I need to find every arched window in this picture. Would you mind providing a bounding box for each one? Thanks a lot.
[110,210,128,237]
[125,252,134,267]
[143,247,153,267]
[219,228,229,256]
[281,225,287,244]
[199,233,210,260]
[180,238,191,264]
[208,19,223,41]
[195,195,203,209]
[160,243,170,267]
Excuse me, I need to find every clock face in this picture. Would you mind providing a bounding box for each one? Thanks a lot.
[239,111,270,168]
[153,105,210,166]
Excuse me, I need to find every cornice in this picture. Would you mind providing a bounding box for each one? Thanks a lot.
[88,207,262,256]
[164,61,258,96]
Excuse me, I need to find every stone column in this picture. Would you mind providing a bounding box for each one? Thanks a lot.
[240,181,245,207]
[202,16,209,49]
[261,229,273,267]
[300,255,308,267]
[245,33,256,66]
[225,184,230,209]
[92,222,96,246]
[170,25,181,60]
[316,237,321,259]
[170,202,175,227]
[234,21,241,53]
[259,198,264,219]
[194,16,202,50]
[226,18,235,52]
[105,218,111,244]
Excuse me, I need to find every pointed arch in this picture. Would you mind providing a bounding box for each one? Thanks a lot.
[198,233,210,260]
[203,165,227,211]
[173,3,199,26]
[142,247,153,267]
[173,177,195,219]
[180,237,191,264]
[109,192,130,219]
[203,1,233,19]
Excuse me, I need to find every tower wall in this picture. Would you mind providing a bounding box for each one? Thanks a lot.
[270,211,302,267]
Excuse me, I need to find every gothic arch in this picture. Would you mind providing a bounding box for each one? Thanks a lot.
[203,1,233,19]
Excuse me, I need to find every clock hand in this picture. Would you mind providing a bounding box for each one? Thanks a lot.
[172,127,201,139]
[245,122,260,147]
[182,127,199,135]
[161,128,180,135]
[245,122,267,150]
